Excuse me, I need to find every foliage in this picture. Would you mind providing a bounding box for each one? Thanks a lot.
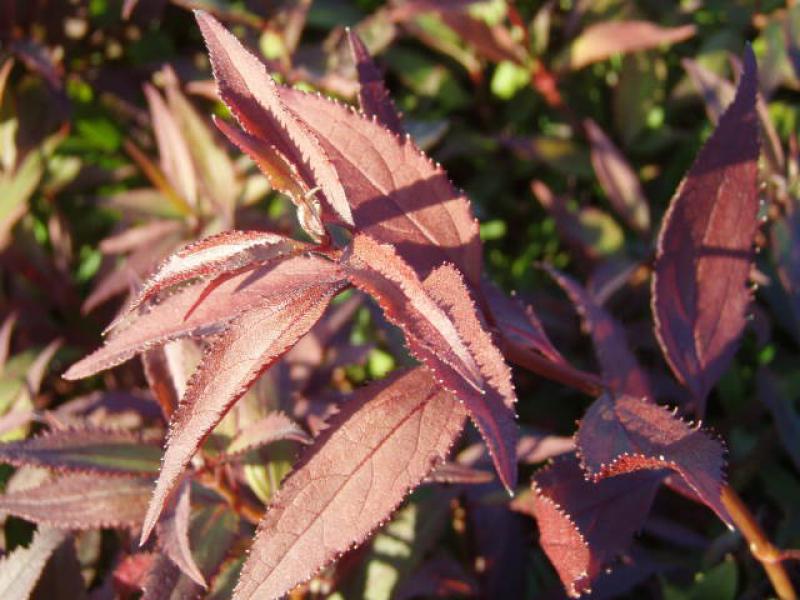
[1,1,800,599]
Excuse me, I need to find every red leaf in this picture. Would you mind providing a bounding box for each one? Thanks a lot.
[346,30,404,136]
[195,11,354,228]
[279,85,482,284]
[0,427,162,476]
[343,235,517,491]
[99,220,184,255]
[233,367,466,600]
[566,21,695,70]
[117,230,306,322]
[140,279,344,543]
[157,481,205,587]
[652,47,760,414]
[575,394,731,525]
[65,255,341,380]
[0,474,153,529]
[584,119,650,234]
[527,455,661,597]
[544,265,651,398]
[144,83,197,209]
[224,412,311,458]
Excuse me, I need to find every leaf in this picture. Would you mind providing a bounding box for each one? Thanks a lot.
[0,427,162,476]
[584,119,650,234]
[163,68,239,215]
[233,367,466,600]
[0,474,153,529]
[575,394,731,525]
[157,481,205,587]
[224,412,311,457]
[343,234,517,491]
[123,139,193,217]
[481,279,564,366]
[116,230,306,322]
[144,83,198,209]
[652,47,760,414]
[0,312,17,371]
[565,21,695,70]
[527,454,662,598]
[279,86,483,284]
[0,527,67,600]
[544,265,651,398]
[195,11,353,228]
[65,255,341,379]
[347,30,404,135]
[140,279,344,543]
[99,220,185,255]
[213,116,327,241]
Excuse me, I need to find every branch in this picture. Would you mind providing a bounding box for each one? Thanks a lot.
[721,484,797,600]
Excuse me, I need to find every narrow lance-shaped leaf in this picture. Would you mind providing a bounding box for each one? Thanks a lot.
[65,255,340,380]
[224,411,311,457]
[523,455,662,598]
[652,46,760,415]
[213,117,326,241]
[0,427,162,476]
[347,30,404,135]
[565,21,696,71]
[157,480,205,587]
[0,474,153,529]
[575,394,731,525]
[195,11,353,227]
[584,119,650,234]
[544,265,651,398]
[140,279,345,544]
[0,527,68,600]
[113,230,307,324]
[144,83,198,208]
[233,367,467,600]
[343,234,517,491]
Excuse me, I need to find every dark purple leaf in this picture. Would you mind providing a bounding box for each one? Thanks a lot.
[652,46,760,414]
[575,394,730,525]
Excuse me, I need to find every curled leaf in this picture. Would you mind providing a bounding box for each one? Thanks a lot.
[224,412,311,458]
[575,394,731,525]
[233,367,466,600]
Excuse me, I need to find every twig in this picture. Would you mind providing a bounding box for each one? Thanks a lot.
[721,484,797,599]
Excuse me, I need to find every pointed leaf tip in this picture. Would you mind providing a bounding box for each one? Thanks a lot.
[652,37,760,414]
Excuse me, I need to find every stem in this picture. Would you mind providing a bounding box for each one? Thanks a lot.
[199,470,264,526]
[721,484,797,599]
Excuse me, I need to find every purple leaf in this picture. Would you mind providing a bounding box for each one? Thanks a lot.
[652,46,760,414]
[575,394,731,525]
[584,119,650,234]
[544,265,651,398]
[139,279,344,543]
[223,412,311,457]
[0,474,153,529]
[525,454,662,597]
[233,367,466,600]
[0,427,162,476]
[195,11,353,228]
[65,255,341,380]
[343,234,517,491]
[157,481,205,587]
[347,30,404,135]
